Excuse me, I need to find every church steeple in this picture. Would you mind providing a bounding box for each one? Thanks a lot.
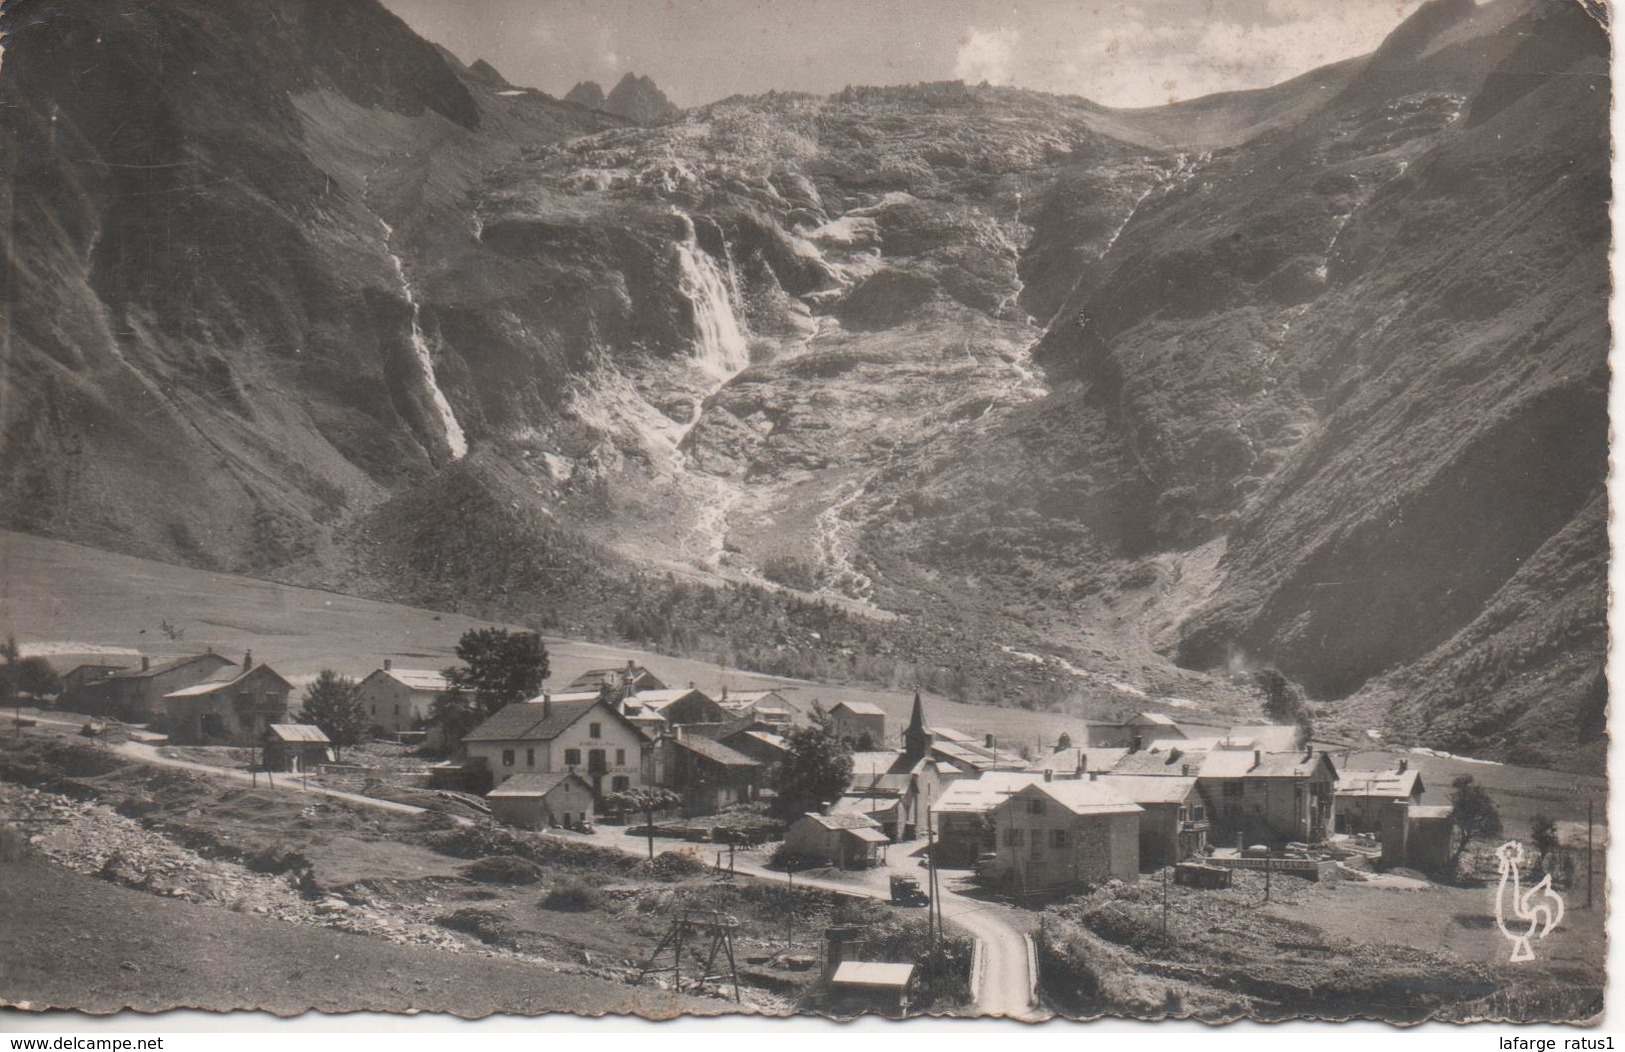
[904,687,931,762]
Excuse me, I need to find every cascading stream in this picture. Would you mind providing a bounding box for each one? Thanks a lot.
[380,218,468,461]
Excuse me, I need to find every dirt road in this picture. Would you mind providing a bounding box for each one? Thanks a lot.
[50,725,1044,1018]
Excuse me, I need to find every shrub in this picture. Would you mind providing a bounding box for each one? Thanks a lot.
[540,878,602,912]
[462,855,545,884]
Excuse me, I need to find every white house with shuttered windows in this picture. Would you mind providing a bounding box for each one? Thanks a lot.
[461,694,650,798]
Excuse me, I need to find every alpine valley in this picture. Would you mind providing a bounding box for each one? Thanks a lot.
[0,0,1608,771]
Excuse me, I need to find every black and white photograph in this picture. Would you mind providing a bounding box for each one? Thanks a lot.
[0,0,1610,1029]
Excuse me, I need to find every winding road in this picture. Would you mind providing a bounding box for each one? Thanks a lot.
[30,717,1044,1017]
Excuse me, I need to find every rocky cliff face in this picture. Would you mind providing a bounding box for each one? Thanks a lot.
[564,73,679,124]
[0,0,1607,769]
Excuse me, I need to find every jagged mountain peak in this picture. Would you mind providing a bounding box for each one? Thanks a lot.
[604,71,680,123]
[564,80,606,109]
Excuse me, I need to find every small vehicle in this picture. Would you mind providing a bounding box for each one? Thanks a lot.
[889,874,930,907]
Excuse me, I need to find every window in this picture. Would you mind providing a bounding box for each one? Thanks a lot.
[1030,837,1042,858]
[612,775,630,792]
[501,749,515,767]
[525,748,535,767]
[588,749,607,775]
[371,704,377,716]
[393,703,400,716]
[564,748,582,768]
[589,722,602,739]
[1192,805,1206,821]
[1027,798,1046,815]
[615,748,626,766]
[1050,829,1067,849]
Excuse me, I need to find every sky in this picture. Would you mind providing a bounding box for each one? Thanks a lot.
[380,0,1425,110]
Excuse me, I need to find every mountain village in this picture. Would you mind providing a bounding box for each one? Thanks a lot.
[10,630,1577,1018]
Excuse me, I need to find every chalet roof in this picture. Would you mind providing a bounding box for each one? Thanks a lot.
[114,652,235,681]
[630,688,714,708]
[1132,712,1179,726]
[373,668,456,693]
[567,665,664,690]
[267,724,331,743]
[670,735,759,768]
[831,962,913,989]
[1335,768,1424,799]
[931,772,1044,814]
[546,686,604,702]
[1222,725,1300,752]
[1199,750,1331,779]
[730,729,788,753]
[831,795,899,822]
[1111,747,1208,777]
[831,700,885,716]
[929,727,976,744]
[851,749,902,769]
[1098,774,1199,804]
[463,698,634,744]
[1031,747,1128,776]
[724,690,788,705]
[797,811,882,832]
[842,826,890,845]
[162,663,295,698]
[487,771,591,797]
[1014,780,1142,817]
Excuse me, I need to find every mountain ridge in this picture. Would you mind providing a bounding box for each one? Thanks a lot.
[0,0,1607,771]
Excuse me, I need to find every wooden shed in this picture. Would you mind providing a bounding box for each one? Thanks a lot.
[263,724,333,772]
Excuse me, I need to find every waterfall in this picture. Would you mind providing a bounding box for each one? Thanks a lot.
[672,213,750,379]
[380,220,468,461]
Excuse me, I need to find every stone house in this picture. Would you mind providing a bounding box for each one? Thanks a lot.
[163,656,294,746]
[1098,774,1208,868]
[354,661,472,742]
[1197,748,1338,847]
[783,811,889,869]
[930,771,1043,867]
[827,701,886,748]
[462,695,649,798]
[984,779,1142,893]
[103,651,239,722]
[652,731,761,816]
[1334,761,1425,835]
[487,771,597,831]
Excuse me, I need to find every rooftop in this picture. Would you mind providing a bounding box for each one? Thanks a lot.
[375,667,454,693]
[1335,768,1423,799]
[798,811,883,832]
[931,772,1044,814]
[832,701,885,716]
[1017,780,1142,817]
[1097,774,1199,804]
[670,735,759,768]
[830,962,914,989]
[463,698,607,743]
[487,771,588,797]
[267,723,331,743]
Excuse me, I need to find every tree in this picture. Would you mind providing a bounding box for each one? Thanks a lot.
[772,725,854,819]
[431,628,550,743]
[298,670,367,759]
[1448,774,1503,871]
[807,698,833,734]
[604,786,682,860]
[1530,812,1560,872]
[1254,667,1303,724]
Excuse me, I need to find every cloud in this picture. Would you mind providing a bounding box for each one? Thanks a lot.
[954,26,1020,86]
[1040,1,1422,106]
